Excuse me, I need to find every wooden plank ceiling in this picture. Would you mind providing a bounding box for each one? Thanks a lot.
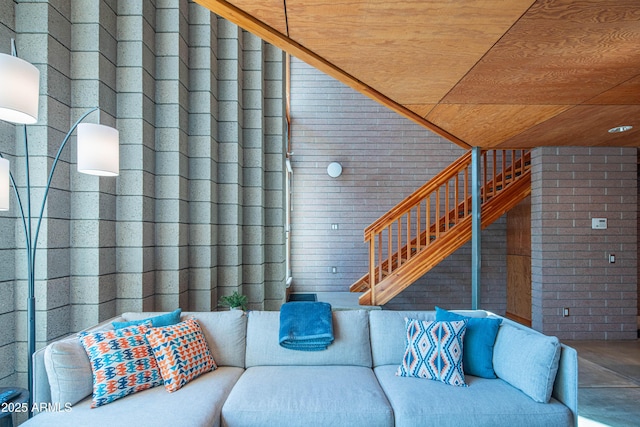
[195,0,640,150]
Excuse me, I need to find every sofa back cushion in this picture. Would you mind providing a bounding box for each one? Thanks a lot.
[492,321,561,403]
[369,310,490,367]
[245,310,372,367]
[369,311,436,367]
[122,310,247,368]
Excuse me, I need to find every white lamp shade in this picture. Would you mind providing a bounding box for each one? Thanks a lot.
[0,158,9,211]
[0,52,39,124]
[77,123,119,176]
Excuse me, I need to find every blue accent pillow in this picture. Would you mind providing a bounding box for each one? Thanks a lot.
[112,308,182,329]
[435,306,502,379]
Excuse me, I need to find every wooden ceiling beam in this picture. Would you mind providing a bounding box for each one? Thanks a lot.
[194,0,472,150]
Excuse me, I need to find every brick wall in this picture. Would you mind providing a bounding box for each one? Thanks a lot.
[531,147,638,340]
[289,58,508,313]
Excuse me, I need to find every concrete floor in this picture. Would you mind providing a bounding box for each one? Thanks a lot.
[314,292,381,310]
[565,340,640,427]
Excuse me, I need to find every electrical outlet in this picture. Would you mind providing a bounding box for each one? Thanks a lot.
[563,307,570,317]
[609,254,615,263]
[331,224,339,230]
[331,266,337,274]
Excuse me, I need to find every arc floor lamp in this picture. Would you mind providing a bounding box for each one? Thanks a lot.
[0,40,119,413]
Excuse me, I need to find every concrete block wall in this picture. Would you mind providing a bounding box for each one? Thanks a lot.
[289,58,508,313]
[69,0,119,333]
[114,0,160,315]
[531,147,638,340]
[260,43,287,309]
[217,18,244,305]
[0,0,286,388]
[188,3,219,312]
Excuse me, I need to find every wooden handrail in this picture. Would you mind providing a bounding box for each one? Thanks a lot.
[357,149,530,299]
[365,151,472,238]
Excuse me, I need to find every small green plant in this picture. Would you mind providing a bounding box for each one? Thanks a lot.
[219,291,248,310]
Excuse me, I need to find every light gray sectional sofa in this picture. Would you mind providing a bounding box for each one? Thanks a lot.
[23,309,577,427]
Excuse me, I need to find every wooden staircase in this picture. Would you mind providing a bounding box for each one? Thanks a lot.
[350,150,531,306]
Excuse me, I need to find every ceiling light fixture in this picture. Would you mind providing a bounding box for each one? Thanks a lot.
[607,125,633,134]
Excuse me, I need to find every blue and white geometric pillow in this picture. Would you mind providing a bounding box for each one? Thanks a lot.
[396,318,468,387]
[78,323,163,408]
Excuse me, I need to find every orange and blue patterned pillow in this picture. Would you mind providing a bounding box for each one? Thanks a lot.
[145,318,217,392]
[78,323,163,408]
[396,318,468,387]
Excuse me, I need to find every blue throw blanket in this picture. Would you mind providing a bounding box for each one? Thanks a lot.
[279,302,334,351]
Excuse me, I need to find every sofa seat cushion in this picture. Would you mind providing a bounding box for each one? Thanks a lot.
[222,366,393,427]
[22,367,243,427]
[374,365,573,427]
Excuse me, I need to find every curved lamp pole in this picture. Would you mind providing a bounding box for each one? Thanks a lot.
[0,40,119,415]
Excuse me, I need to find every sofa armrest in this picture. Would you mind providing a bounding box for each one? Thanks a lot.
[552,344,578,427]
[32,347,51,406]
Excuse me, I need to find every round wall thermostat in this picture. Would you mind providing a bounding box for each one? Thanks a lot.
[327,162,342,178]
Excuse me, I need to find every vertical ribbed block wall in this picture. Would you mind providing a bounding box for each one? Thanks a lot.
[261,43,287,309]
[188,4,219,311]
[0,0,286,388]
[217,19,244,302]
[69,0,119,332]
[115,0,157,315]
